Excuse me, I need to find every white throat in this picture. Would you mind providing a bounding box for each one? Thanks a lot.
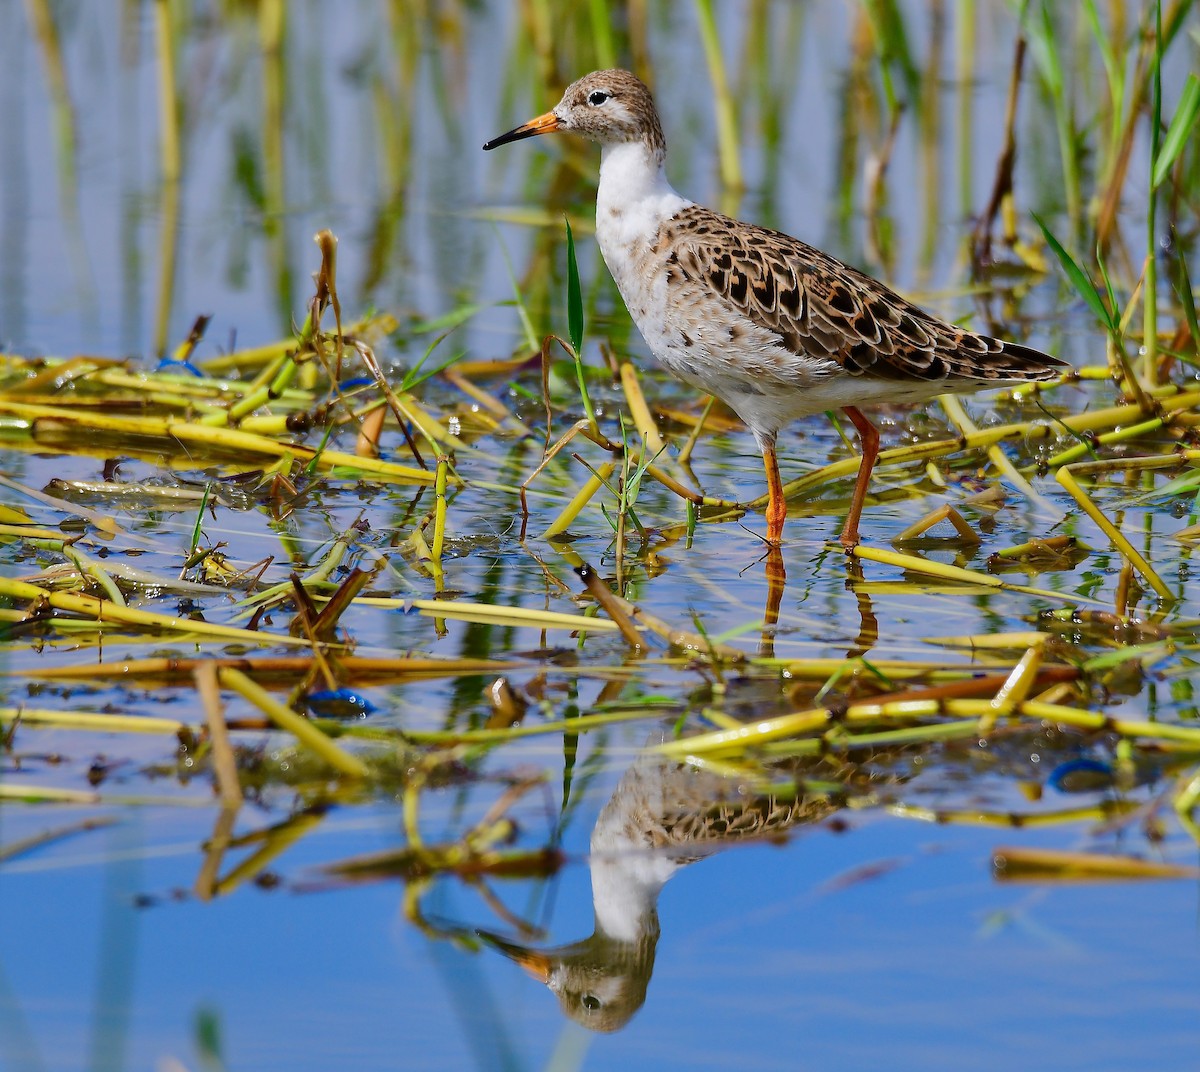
[595,140,690,246]
[588,850,677,942]
[598,140,674,201]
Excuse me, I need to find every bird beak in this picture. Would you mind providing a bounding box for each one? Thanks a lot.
[503,947,553,983]
[482,110,560,151]
[475,930,554,982]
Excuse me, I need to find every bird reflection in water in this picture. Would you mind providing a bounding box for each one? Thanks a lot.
[479,749,842,1032]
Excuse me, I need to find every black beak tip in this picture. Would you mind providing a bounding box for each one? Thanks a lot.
[482,123,550,152]
[482,129,518,152]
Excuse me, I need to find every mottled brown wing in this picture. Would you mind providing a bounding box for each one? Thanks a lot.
[664,205,1066,383]
[613,758,831,859]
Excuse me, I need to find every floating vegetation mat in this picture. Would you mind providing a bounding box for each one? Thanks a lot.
[3,214,1200,932]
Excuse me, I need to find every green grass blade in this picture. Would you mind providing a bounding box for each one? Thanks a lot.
[1081,0,1123,146]
[1145,0,1166,381]
[1096,247,1121,336]
[408,302,487,336]
[303,420,339,476]
[563,217,598,432]
[1032,212,1117,336]
[1172,240,1200,354]
[401,330,467,391]
[565,217,584,355]
[187,483,211,559]
[871,0,921,106]
[493,224,539,352]
[1152,73,1200,189]
[1026,2,1063,99]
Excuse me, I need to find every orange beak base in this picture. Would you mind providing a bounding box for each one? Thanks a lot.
[474,930,555,983]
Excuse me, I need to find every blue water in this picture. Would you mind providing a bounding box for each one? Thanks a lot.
[3,796,1197,1071]
[3,2,1200,1069]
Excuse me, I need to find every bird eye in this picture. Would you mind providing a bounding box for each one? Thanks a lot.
[587,90,610,106]
[582,994,601,1011]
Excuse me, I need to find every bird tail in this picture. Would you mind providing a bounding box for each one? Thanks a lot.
[996,340,1070,381]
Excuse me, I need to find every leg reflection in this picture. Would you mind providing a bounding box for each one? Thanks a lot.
[760,544,786,659]
[843,557,878,659]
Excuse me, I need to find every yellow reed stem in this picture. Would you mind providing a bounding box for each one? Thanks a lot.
[0,707,185,734]
[331,595,620,633]
[618,362,668,459]
[849,545,1107,606]
[977,642,1045,735]
[1055,465,1174,601]
[431,456,449,565]
[0,400,437,485]
[938,393,1059,516]
[218,668,369,778]
[1044,416,1165,467]
[543,461,615,539]
[0,576,312,647]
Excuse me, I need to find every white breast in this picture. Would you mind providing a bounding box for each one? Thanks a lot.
[594,140,690,339]
[592,140,886,442]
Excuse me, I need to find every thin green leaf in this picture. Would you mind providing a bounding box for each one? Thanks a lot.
[303,421,339,475]
[563,220,598,432]
[1152,73,1200,188]
[565,217,584,355]
[1032,212,1118,336]
[1096,246,1121,339]
[1173,239,1200,354]
[875,0,920,100]
[400,330,467,391]
[571,349,599,434]
[492,224,539,352]
[1025,2,1064,100]
[1145,0,1165,380]
[1082,642,1172,672]
[1146,469,1200,497]
[1123,466,1200,505]
[562,716,578,814]
[1082,0,1124,140]
[407,302,486,336]
[188,483,211,558]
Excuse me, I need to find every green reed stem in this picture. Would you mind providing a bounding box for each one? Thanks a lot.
[1144,0,1163,383]
[694,0,743,192]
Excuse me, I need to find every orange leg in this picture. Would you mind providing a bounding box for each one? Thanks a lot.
[838,405,880,550]
[762,442,787,545]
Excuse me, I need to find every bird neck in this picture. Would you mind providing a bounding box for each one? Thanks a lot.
[597,139,680,213]
[589,765,682,943]
[588,851,675,943]
[595,140,689,267]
